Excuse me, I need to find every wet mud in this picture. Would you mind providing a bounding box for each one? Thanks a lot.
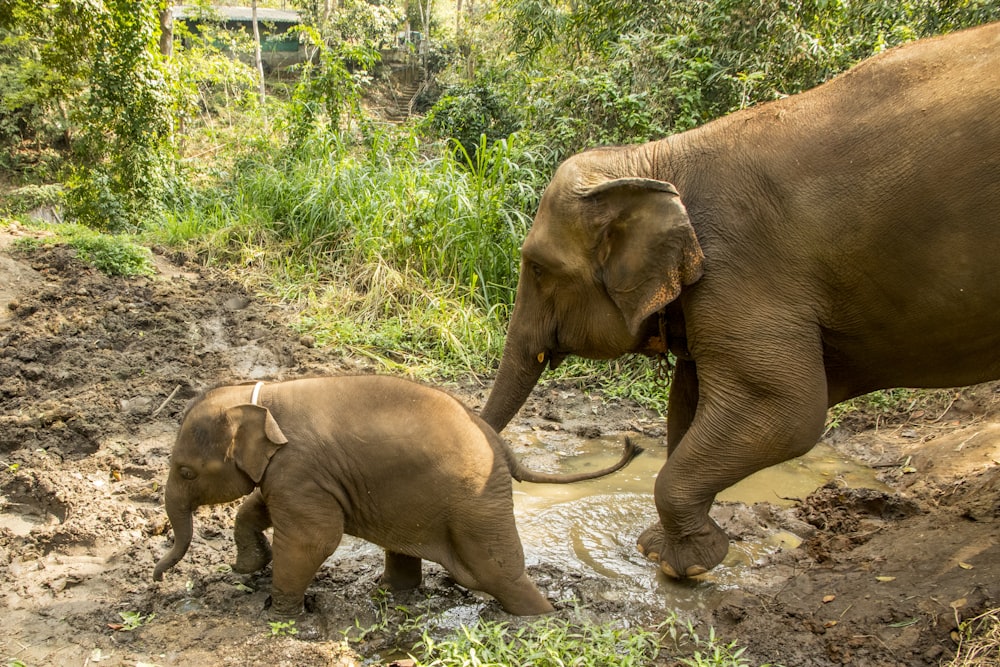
[0,226,997,666]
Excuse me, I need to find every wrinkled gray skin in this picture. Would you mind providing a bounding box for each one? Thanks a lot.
[152,375,640,617]
[480,23,1000,580]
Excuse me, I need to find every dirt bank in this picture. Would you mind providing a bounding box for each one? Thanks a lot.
[1,226,997,666]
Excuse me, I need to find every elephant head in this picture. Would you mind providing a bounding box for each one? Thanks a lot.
[153,385,288,581]
[481,150,704,431]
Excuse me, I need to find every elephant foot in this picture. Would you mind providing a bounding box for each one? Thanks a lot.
[636,519,730,578]
[267,592,307,622]
[233,530,273,574]
[265,604,326,641]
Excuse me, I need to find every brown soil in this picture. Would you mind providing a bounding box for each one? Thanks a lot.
[1,225,997,666]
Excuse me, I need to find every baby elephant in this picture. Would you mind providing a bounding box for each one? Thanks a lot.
[153,375,641,617]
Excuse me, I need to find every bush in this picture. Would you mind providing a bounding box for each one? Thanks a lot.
[423,83,522,164]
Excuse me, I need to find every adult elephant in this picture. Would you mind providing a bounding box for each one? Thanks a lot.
[480,22,1000,579]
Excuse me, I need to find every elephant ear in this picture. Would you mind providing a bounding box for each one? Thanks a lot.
[224,404,289,483]
[584,178,704,335]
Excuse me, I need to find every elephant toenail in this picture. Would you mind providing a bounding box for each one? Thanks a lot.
[660,562,680,578]
[685,565,708,576]
[646,551,660,562]
[636,543,646,556]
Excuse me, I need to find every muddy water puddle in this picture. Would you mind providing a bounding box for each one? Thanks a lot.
[511,434,886,611]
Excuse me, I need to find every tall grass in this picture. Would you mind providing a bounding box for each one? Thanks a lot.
[152,125,552,376]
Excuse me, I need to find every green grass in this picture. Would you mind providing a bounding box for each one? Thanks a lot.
[10,221,155,278]
[407,612,779,667]
[412,617,660,666]
[947,607,1000,667]
[150,126,551,378]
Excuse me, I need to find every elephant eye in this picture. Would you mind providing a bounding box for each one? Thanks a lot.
[178,466,197,481]
[529,262,543,279]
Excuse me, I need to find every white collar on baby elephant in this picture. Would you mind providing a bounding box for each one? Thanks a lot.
[250,381,264,406]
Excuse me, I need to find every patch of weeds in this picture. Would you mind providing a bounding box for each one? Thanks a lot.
[825,388,924,434]
[663,614,783,667]
[0,184,63,216]
[117,610,155,631]
[67,234,155,277]
[342,587,408,643]
[948,607,1000,667]
[11,225,155,277]
[268,619,298,637]
[676,622,749,667]
[411,615,662,666]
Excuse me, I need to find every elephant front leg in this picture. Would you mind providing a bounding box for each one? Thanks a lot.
[380,550,422,591]
[636,359,728,576]
[268,520,342,619]
[639,359,828,578]
[233,489,273,574]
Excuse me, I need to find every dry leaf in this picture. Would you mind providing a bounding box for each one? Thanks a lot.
[958,561,974,570]
[822,594,836,603]
[824,620,838,628]
[875,576,896,582]
[950,597,967,609]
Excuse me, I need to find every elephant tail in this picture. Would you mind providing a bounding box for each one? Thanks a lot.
[507,437,643,484]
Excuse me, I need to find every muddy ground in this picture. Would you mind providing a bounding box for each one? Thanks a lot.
[0,223,997,667]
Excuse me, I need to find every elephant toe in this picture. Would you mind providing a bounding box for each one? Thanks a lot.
[636,523,665,562]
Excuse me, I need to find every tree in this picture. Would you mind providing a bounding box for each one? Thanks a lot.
[251,0,266,108]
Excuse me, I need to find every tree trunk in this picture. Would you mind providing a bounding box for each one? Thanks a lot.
[158,4,172,57]
[251,0,266,108]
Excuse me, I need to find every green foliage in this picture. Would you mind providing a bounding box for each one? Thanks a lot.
[408,613,777,666]
[0,0,172,228]
[412,616,662,666]
[284,27,379,146]
[14,225,155,277]
[321,0,404,46]
[117,610,155,631]
[68,233,155,277]
[153,126,550,374]
[491,0,1000,157]
[165,2,260,134]
[947,607,1000,667]
[0,184,63,215]
[61,0,171,231]
[423,82,522,164]
[268,619,298,637]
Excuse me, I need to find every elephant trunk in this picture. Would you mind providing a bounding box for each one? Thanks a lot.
[481,342,548,432]
[153,484,195,581]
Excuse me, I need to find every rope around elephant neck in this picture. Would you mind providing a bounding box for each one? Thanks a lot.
[250,381,264,406]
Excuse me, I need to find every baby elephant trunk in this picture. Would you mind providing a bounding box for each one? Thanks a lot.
[509,437,643,484]
[153,487,195,581]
